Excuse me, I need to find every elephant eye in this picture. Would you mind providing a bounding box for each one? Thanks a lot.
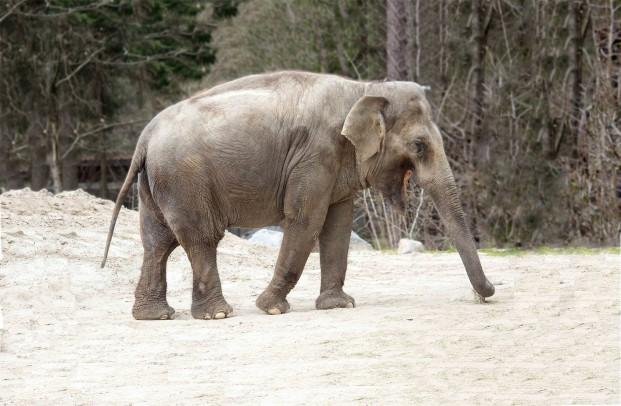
[409,140,426,157]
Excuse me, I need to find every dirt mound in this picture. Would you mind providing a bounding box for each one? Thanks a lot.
[1,188,255,263]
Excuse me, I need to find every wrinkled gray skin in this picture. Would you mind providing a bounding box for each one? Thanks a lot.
[101,71,494,320]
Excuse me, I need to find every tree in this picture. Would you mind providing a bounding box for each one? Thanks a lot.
[2,0,618,248]
[385,0,408,80]
[0,0,219,192]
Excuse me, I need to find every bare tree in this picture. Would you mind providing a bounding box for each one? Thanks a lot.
[386,0,408,80]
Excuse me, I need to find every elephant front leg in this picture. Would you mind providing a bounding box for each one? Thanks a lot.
[257,164,334,315]
[316,198,356,310]
[256,224,319,315]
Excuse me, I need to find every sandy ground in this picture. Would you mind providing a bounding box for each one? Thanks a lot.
[0,189,619,405]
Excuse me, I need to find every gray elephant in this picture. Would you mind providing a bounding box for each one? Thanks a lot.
[101,71,494,320]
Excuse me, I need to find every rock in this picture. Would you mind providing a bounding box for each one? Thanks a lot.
[350,232,373,251]
[397,238,425,254]
[246,228,374,251]
[247,229,283,247]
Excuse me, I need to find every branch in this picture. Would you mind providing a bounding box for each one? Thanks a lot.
[408,189,425,238]
[12,1,115,19]
[0,0,27,23]
[55,47,105,87]
[10,144,29,154]
[343,50,362,80]
[94,49,193,66]
[61,119,146,160]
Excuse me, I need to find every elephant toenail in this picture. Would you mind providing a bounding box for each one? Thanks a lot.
[268,308,281,315]
[214,312,226,319]
[346,302,354,308]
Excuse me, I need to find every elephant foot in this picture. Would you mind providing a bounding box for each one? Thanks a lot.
[191,297,234,320]
[256,289,290,315]
[316,289,355,310]
[132,300,175,320]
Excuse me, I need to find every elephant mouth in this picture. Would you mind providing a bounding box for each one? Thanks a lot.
[395,169,414,212]
[402,169,413,199]
[384,168,414,213]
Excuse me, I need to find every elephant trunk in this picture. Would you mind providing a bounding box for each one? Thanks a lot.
[426,172,495,298]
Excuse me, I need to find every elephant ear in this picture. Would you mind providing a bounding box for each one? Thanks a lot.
[341,96,388,162]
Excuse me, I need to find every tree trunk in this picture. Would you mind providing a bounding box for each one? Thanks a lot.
[47,126,63,194]
[333,0,350,76]
[386,0,408,80]
[406,0,421,81]
[48,154,62,193]
[0,143,24,190]
[0,120,25,189]
[358,0,369,78]
[439,0,448,91]
[62,159,79,190]
[472,0,492,158]
[99,151,108,199]
[469,0,493,245]
[30,144,49,191]
[571,0,588,159]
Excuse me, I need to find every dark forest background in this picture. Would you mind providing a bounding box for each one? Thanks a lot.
[1,0,619,249]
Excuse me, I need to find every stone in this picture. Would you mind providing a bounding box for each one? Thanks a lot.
[397,238,425,254]
[246,228,374,251]
[349,231,373,251]
[247,229,283,247]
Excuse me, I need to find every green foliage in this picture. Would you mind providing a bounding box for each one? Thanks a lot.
[0,0,238,191]
[205,0,385,84]
[60,0,215,89]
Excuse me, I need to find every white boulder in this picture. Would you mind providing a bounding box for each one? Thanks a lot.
[350,232,373,251]
[397,238,425,254]
[246,228,374,251]
[247,229,284,247]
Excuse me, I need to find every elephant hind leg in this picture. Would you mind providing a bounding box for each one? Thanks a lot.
[186,242,233,320]
[145,157,233,319]
[133,176,179,320]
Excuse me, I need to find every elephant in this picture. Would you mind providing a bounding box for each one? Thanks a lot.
[101,71,495,320]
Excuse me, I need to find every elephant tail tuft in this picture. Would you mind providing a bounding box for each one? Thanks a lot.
[100,139,147,268]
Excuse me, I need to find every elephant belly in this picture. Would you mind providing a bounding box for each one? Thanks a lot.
[221,169,285,228]
[228,200,284,229]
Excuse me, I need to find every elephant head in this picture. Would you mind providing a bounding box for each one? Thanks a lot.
[342,81,495,298]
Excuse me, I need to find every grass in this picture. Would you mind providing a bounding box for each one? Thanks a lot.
[380,246,620,256]
[478,246,620,256]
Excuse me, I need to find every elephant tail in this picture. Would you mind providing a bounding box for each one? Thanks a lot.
[100,139,147,268]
